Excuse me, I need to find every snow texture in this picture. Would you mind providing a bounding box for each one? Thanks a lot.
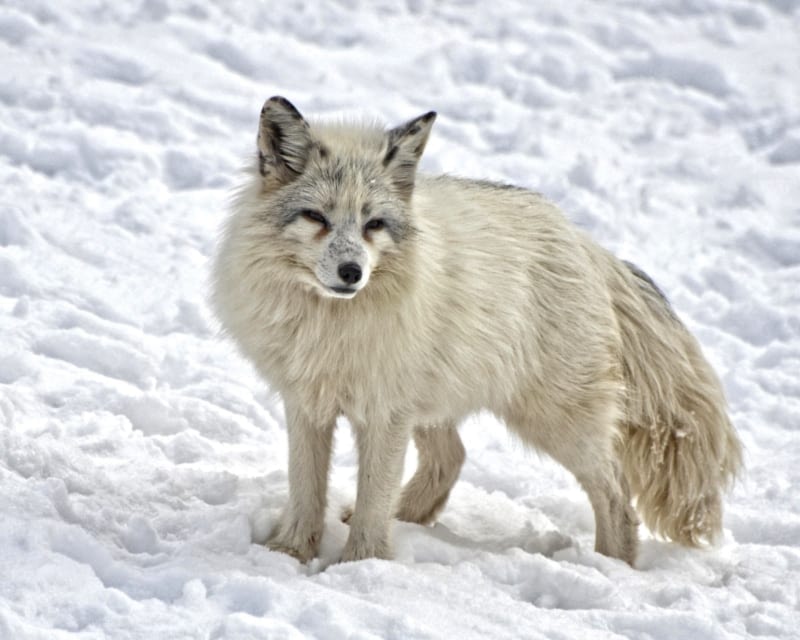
[1,1,799,638]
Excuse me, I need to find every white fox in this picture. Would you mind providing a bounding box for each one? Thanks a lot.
[212,96,742,566]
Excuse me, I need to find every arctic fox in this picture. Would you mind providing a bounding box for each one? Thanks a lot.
[212,96,742,566]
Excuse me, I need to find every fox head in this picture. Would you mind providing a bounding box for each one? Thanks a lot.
[253,96,435,299]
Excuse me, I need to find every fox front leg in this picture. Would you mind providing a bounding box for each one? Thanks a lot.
[341,421,411,562]
[267,400,335,563]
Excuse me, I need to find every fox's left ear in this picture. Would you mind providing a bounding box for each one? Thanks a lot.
[383,111,436,199]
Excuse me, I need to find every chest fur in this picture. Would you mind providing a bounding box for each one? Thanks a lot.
[256,295,431,423]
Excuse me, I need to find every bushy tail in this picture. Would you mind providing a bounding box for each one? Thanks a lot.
[612,260,742,546]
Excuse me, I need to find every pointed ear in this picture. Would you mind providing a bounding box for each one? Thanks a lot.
[383,111,436,199]
[257,96,312,189]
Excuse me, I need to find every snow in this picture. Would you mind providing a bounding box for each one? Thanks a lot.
[1,0,799,637]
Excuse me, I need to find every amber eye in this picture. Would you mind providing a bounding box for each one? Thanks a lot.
[301,209,329,228]
[364,218,385,231]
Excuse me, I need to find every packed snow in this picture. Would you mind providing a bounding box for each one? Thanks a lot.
[1,0,799,638]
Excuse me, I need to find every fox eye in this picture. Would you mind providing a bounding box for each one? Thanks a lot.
[300,209,329,228]
[364,218,385,231]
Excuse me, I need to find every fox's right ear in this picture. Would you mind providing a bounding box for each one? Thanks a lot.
[257,96,312,189]
[383,111,436,200]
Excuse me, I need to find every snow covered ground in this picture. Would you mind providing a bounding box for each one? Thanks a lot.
[1,0,799,637]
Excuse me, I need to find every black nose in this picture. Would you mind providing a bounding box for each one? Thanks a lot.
[337,262,362,285]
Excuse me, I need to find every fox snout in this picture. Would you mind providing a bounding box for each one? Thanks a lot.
[324,260,366,298]
[314,231,371,299]
[323,267,368,298]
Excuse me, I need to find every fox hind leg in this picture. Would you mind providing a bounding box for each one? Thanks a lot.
[577,464,639,565]
[396,423,466,525]
[507,395,639,565]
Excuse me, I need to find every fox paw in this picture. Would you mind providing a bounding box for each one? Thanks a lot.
[267,523,321,563]
[340,531,392,562]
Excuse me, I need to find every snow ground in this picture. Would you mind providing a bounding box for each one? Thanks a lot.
[1,0,799,638]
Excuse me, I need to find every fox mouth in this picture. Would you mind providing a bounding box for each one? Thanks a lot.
[327,286,358,298]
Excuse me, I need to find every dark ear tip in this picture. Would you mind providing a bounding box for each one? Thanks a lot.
[422,111,437,122]
[262,96,303,119]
